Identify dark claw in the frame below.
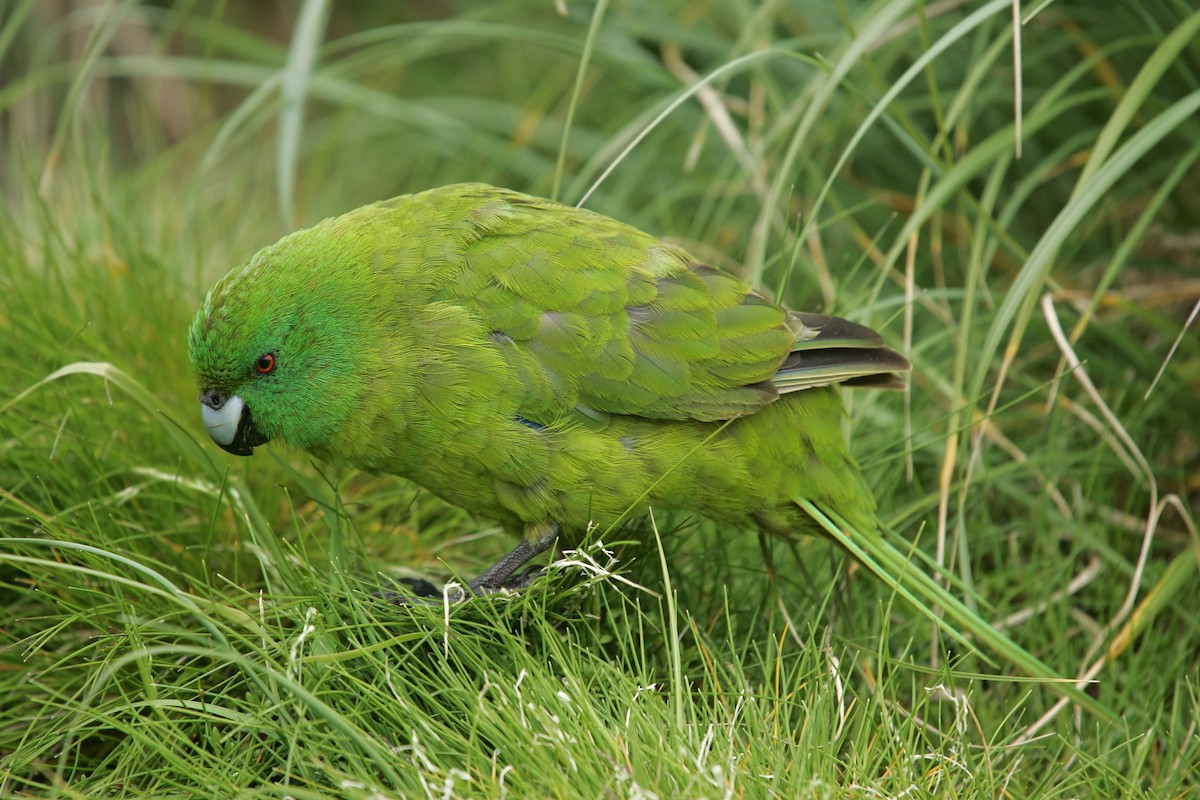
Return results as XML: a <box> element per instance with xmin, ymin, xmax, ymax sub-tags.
<box><xmin>374</xmin><ymin>576</ymin><xmax>444</xmax><ymax>604</ymax></box>
<box><xmin>498</xmin><ymin>564</ymin><xmax>546</xmax><ymax>591</ymax></box>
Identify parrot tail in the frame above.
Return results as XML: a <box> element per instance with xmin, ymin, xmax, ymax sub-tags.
<box><xmin>772</xmin><ymin>312</ymin><xmax>911</xmax><ymax>392</ymax></box>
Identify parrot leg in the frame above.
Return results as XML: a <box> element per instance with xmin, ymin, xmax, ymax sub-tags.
<box><xmin>464</xmin><ymin>524</ymin><xmax>558</xmax><ymax>595</ymax></box>
<box><xmin>378</xmin><ymin>524</ymin><xmax>558</xmax><ymax>604</ymax></box>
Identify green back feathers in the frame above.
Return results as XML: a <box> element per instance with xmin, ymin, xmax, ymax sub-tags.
<box><xmin>420</xmin><ymin>185</ymin><xmax>904</xmax><ymax>424</ymax></box>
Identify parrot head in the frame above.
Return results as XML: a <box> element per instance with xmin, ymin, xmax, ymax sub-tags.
<box><xmin>187</xmin><ymin>215</ymin><xmax>387</xmax><ymax>457</ymax></box>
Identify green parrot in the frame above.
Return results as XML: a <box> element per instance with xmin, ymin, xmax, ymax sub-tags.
<box><xmin>188</xmin><ymin>183</ymin><xmax>910</xmax><ymax>599</ymax></box>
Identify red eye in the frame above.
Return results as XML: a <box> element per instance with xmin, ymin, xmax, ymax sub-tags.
<box><xmin>255</xmin><ymin>353</ymin><xmax>276</xmax><ymax>374</ymax></box>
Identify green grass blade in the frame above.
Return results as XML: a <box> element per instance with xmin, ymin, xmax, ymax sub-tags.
<box><xmin>798</xmin><ymin>498</ymin><xmax>1118</xmax><ymax>722</ymax></box>
<box><xmin>277</xmin><ymin>0</ymin><xmax>330</xmax><ymax>228</ymax></box>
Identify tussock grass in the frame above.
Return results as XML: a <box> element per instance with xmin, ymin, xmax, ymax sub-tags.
<box><xmin>2</xmin><ymin>1</ymin><xmax>1198</xmax><ymax>797</ymax></box>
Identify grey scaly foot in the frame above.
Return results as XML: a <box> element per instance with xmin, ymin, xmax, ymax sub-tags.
<box><xmin>379</xmin><ymin>524</ymin><xmax>558</xmax><ymax>605</ymax></box>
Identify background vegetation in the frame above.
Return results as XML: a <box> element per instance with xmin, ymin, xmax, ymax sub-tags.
<box><xmin>1</xmin><ymin>0</ymin><xmax>1198</xmax><ymax>797</ymax></box>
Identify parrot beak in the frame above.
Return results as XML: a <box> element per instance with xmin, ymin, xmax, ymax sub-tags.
<box><xmin>199</xmin><ymin>389</ymin><xmax>268</xmax><ymax>456</ymax></box>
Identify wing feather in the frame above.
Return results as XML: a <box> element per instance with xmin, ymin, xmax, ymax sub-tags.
<box><xmin>437</xmin><ymin>185</ymin><xmax>907</xmax><ymax>423</ymax></box>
